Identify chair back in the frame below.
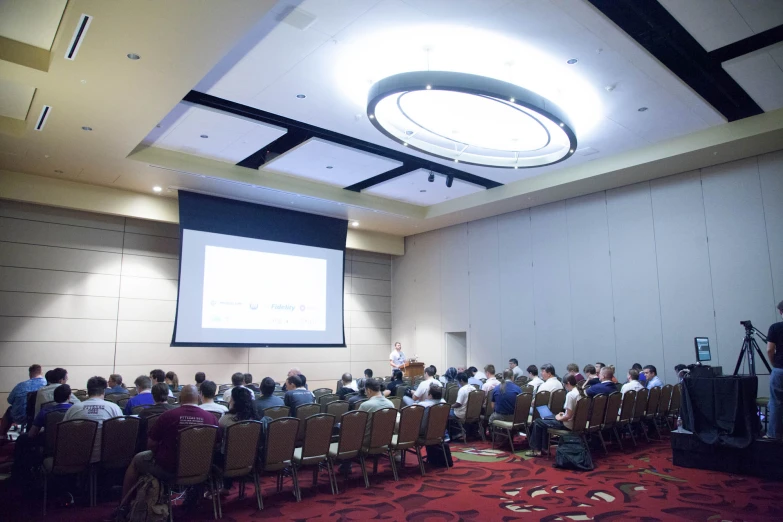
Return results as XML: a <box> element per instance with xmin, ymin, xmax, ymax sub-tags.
<box><xmin>351</xmin><ymin>398</ymin><xmax>368</xmax><ymax>411</ymax></box>
<box><xmin>262</xmin><ymin>406</ymin><xmax>289</xmax><ymax>420</ymax></box>
<box><xmin>521</xmin><ymin>385</ymin><xmax>534</xmax><ymax>394</ymax></box>
<box><xmin>394</xmin><ymin>405</ymin><xmax>425</xmax><ymax>450</ymax></box>
<box><xmin>104</xmin><ymin>393</ymin><xmax>129</xmax><ymax>404</ymax></box>
<box><xmin>300</xmin><ymin>414</ymin><xmax>335</xmax><ymax>462</ymax></box>
<box><xmin>658</xmin><ymin>384</ymin><xmax>673</xmax><ymax>417</ymax></box>
<box><xmin>514</xmin><ymin>376</ymin><xmax>529</xmax><ymax>387</ymax></box>
<box><xmin>388</xmin><ymin>396</ymin><xmax>402</xmax><ymax>410</ymax></box>
<box><xmin>420</xmin><ymin>403</ymin><xmax>450</xmax><ymax>443</ymax></box>
<box><xmin>325</xmin><ymin>400</ymin><xmax>349</xmax><ymax>418</ymax></box>
<box><xmin>74</xmin><ymin>389</ymin><xmax>88</xmax><ymax>401</ymax></box>
<box><xmin>570</xmin><ymin>397</ymin><xmax>591</xmax><ymax>433</ymax></box>
<box><xmin>51</xmin><ymin>419</ymin><xmax>98</xmax><ymax>474</ymax></box>
<box><xmin>402</xmin><ymin>376</ymin><xmax>412</xmax><ymax>386</ymax></box>
<box><xmin>261</xmin><ymin>417</ymin><xmax>299</xmax><ymax>471</ymax></box>
<box><xmin>464</xmin><ymin>390</ymin><xmax>485</xmax><ymax>423</ymax></box>
<box><xmin>394</xmin><ymin>385</ymin><xmax>410</xmax><ymax>398</ymax></box>
<box><xmin>166</xmin><ymin>396</ymin><xmax>177</xmax><ymax>405</ymax></box>
<box><xmin>295</xmin><ymin>403</ymin><xmax>321</xmax><ymax>441</ymax></box>
<box><xmin>532</xmin><ymin>390</ymin><xmax>550</xmax><ymax>419</ymax></box>
<box><xmin>313</xmin><ymin>388</ymin><xmax>332</xmax><ymax>398</ymax></box>
<box><xmin>631</xmin><ymin>388</ymin><xmax>648</xmax><ymax>421</ymax></box>
<box><xmin>333</xmin><ymin>411</ymin><xmax>368</xmax><ymax>459</ymax></box>
<box><xmin>272</xmin><ymin>391</ymin><xmax>285</xmax><ymax>397</ymax></box>
<box><xmin>212</xmin><ymin>411</ymin><xmax>224</xmax><ymax>421</ymax></box>
<box><xmin>126</xmin><ymin>387</ymin><xmax>137</xmax><ymax>396</ymax></box>
<box><xmin>175</xmin><ymin>425</ymin><xmax>218</xmax><ymax>485</ymax></box>
<box><xmin>145</xmin><ymin>413</ymin><xmax>162</xmax><ymax>436</ymax></box>
<box><xmin>587</xmin><ymin>394</ymin><xmax>607</xmax><ymax>431</ymax></box>
<box><xmin>576</xmin><ymin>380</ymin><xmax>586</xmax><ymax>390</ymax></box>
<box><xmin>317</xmin><ymin>393</ymin><xmax>340</xmax><ymax>410</ymax></box>
<box><xmin>131</xmin><ymin>405</ymin><xmax>149</xmax><ymax>415</ymax></box>
<box><xmin>602</xmin><ymin>392</ymin><xmax>622</xmax><ymax>428</ymax></box>
<box><xmin>444</xmin><ymin>385</ymin><xmax>459</xmax><ymax>405</ymax></box>
<box><xmin>365</xmin><ymin>407</ymin><xmax>396</xmax><ymax>451</ymax></box>
<box><xmin>549</xmin><ymin>389</ymin><xmax>566</xmax><ymax>414</ymax></box>
<box><xmin>117</xmin><ymin>398</ymin><xmax>130</xmax><ymax>409</ymax></box>
<box><xmin>619</xmin><ymin>390</ymin><xmax>636</xmax><ymax>422</ymax></box>
<box><xmin>645</xmin><ymin>386</ymin><xmax>661</xmax><ymax>418</ymax></box>
<box><xmin>223</xmin><ymin>420</ymin><xmax>263</xmax><ymax>478</ymax></box>
<box><xmin>25</xmin><ymin>391</ymin><xmax>38</xmax><ymax>425</ymax></box>
<box><xmin>669</xmin><ymin>384</ymin><xmax>682</xmax><ymax>414</ymax></box>
<box><xmin>44</xmin><ymin>409</ymin><xmax>68</xmax><ymax>456</ymax></box>
<box><xmin>512</xmin><ymin>393</ymin><xmax>534</xmax><ymax>425</ymax></box>
<box><xmin>100</xmin><ymin>416</ymin><xmax>140</xmax><ymax>469</ymax></box>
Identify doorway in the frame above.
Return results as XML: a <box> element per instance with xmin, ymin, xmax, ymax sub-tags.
<box><xmin>445</xmin><ymin>331</ymin><xmax>467</xmax><ymax>370</ymax></box>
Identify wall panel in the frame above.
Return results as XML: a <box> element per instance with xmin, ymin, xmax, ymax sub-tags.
<box><xmin>0</xmin><ymin>292</ymin><xmax>118</xmax><ymax>320</ymax></box>
<box><xmin>0</xmin><ymin>267</ymin><xmax>120</xmax><ymax>296</ymax></box>
<box><xmin>411</xmin><ymin>231</ymin><xmax>443</xmax><ymax>370</ymax></box>
<box><xmin>0</xmin><ymin>242</ymin><xmax>122</xmax><ymax>274</ymax></box>
<box><xmin>467</xmin><ymin>217</ymin><xmax>502</xmax><ymax>370</ymax></box>
<box><xmin>439</xmin><ymin>224</ymin><xmax>470</xmax><ymax>335</ymax></box>
<box><xmin>0</xmin><ymin>217</ymin><xmax>123</xmax><ymax>252</ymax></box>
<box><xmin>759</xmin><ymin>150</ymin><xmax>783</xmax><ymax>306</ymax></box>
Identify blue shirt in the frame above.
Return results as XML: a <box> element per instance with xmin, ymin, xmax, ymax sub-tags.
<box><xmin>107</xmin><ymin>385</ymin><xmax>128</xmax><ymax>395</ymax></box>
<box><xmin>124</xmin><ymin>392</ymin><xmax>155</xmax><ymax>415</ymax></box>
<box><xmin>253</xmin><ymin>395</ymin><xmax>284</xmax><ymax>416</ymax></box>
<box><xmin>492</xmin><ymin>382</ymin><xmax>522</xmax><ymax>415</ymax></box>
<box><xmin>33</xmin><ymin>402</ymin><xmax>72</xmax><ymax>428</ymax></box>
<box><xmin>586</xmin><ymin>381</ymin><xmax>617</xmax><ymax>397</ymax></box>
<box><xmin>646</xmin><ymin>375</ymin><xmax>663</xmax><ymax>389</ymax></box>
<box><xmin>7</xmin><ymin>376</ymin><xmax>47</xmax><ymax>422</ymax></box>
<box><xmin>284</xmin><ymin>388</ymin><xmax>315</xmax><ymax>416</ymax></box>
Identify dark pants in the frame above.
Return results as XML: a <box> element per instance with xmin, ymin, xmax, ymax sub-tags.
<box><xmin>530</xmin><ymin>418</ymin><xmax>565</xmax><ymax>451</ymax></box>
<box><xmin>11</xmin><ymin>433</ymin><xmax>42</xmax><ymax>484</ymax></box>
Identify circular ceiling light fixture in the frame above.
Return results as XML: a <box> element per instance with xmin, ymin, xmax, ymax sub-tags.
<box><xmin>367</xmin><ymin>71</ymin><xmax>576</xmax><ymax>168</ymax></box>
<box><xmin>127</xmin><ymin>53</ymin><xmax>140</xmax><ymax>60</ymax></box>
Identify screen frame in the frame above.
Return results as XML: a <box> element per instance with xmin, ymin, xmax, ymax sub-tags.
<box><xmin>694</xmin><ymin>336</ymin><xmax>711</xmax><ymax>362</ymax></box>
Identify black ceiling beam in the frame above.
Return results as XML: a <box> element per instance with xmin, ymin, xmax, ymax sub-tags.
<box><xmin>183</xmin><ymin>90</ymin><xmax>501</xmax><ymax>190</ymax></box>
<box><xmin>588</xmin><ymin>0</ymin><xmax>763</xmax><ymax>122</ymax></box>
<box><xmin>344</xmin><ymin>165</ymin><xmax>417</xmax><ymax>192</ymax></box>
<box><xmin>237</xmin><ymin>128</ymin><xmax>309</xmax><ymax>169</ymax></box>
<box><xmin>709</xmin><ymin>24</ymin><xmax>783</xmax><ymax>64</ymax></box>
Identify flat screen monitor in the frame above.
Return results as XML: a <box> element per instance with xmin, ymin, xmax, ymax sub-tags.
<box><xmin>694</xmin><ymin>337</ymin><xmax>711</xmax><ymax>362</ymax></box>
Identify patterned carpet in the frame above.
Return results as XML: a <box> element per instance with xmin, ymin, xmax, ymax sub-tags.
<box><xmin>2</xmin><ymin>435</ymin><xmax>782</xmax><ymax>521</ymax></box>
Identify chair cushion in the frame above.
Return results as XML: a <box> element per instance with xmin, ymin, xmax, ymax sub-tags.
<box><xmin>492</xmin><ymin>420</ymin><xmax>519</xmax><ymax>429</ymax></box>
<box><xmin>328</xmin><ymin>442</ymin><xmax>339</xmax><ymax>458</ymax></box>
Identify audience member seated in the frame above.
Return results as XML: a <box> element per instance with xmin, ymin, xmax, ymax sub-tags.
<box><xmin>466</xmin><ymin>368</ymin><xmax>483</xmax><ymax>387</ymax></box>
<box><xmin>621</xmin><ymin>369</ymin><xmax>645</xmax><ymax>397</ymax></box>
<box><xmin>490</xmin><ymin>369</ymin><xmax>522</xmax><ymax>423</ymax></box>
<box><xmin>526</xmin><ymin>374</ymin><xmax>579</xmax><ymax>457</ymax></box>
<box><xmin>419</xmin><ymin>384</ymin><xmax>446</xmax><ymax>435</ymax></box>
<box><xmin>107</xmin><ymin>374</ymin><xmax>128</xmax><ymax>395</ymax></box>
<box><xmin>383</xmin><ymin>370</ymin><xmax>404</xmax><ymax>397</ymax></box>
<box><xmin>439</xmin><ymin>367</ymin><xmax>457</xmax><ymax>385</ymax></box>
<box><xmin>1</xmin><ymin>364</ymin><xmax>46</xmax><ymax>441</ymax></box>
<box><xmin>63</xmin><ymin>376</ymin><xmax>122</xmax><ymax>463</ymax></box>
<box><xmin>527</xmin><ymin>365</ymin><xmax>544</xmax><ymax>392</ymax></box>
<box><xmin>150</xmin><ymin>369</ymin><xmax>173</xmax><ymax>397</ymax></box>
<box><xmin>337</xmin><ymin>373</ymin><xmax>357</xmax><ymax>399</ymax></box>
<box><xmin>194</xmin><ymin>372</ymin><xmax>206</xmax><ymax>391</ymax></box>
<box><xmin>165</xmin><ymin>371</ymin><xmax>180</xmax><ymax>393</ymax></box>
<box><xmin>674</xmin><ymin>364</ymin><xmax>688</xmax><ymax>382</ymax></box>
<box><xmin>124</xmin><ymin>376</ymin><xmax>155</xmax><ymax>414</ymax></box>
<box><xmin>632</xmin><ymin>363</ymin><xmax>647</xmax><ymax>385</ymax></box>
<box><xmin>595</xmin><ymin>362</ymin><xmax>605</xmax><ymax>374</ymax></box>
<box><xmin>470</xmin><ymin>366</ymin><xmax>487</xmax><ymax>381</ymax></box>
<box><xmin>348</xmin><ymin>380</ymin><xmax>368</xmax><ymax>408</ymax></box>
<box><xmin>29</xmin><ymin>383</ymin><xmax>74</xmax><ymax>439</ymax></box>
<box><xmin>566</xmin><ymin>363</ymin><xmax>585</xmax><ymax>383</ymax></box>
<box><xmin>364</xmin><ymin>368</ymin><xmax>374</xmax><ymax>380</ymax></box>
<box><xmin>120</xmin><ymin>385</ymin><xmax>217</xmax><ymax>506</ymax></box>
<box><xmin>138</xmin><ymin>383</ymin><xmax>176</xmax><ymax>421</ymax></box>
<box><xmin>608</xmin><ymin>365</ymin><xmax>619</xmax><ymax>383</ymax></box>
<box><xmin>220</xmin><ymin>387</ymin><xmax>259</xmax><ymax>445</ymax></box>
<box><xmin>244</xmin><ymin>373</ymin><xmax>260</xmax><ymax>393</ymax></box>
<box><xmin>198</xmin><ymin>380</ymin><xmax>228</xmax><ymax>415</ymax></box>
<box><xmin>253</xmin><ymin>377</ymin><xmax>284</xmax><ymax>414</ymax></box>
<box><xmin>537</xmin><ymin>364</ymin><xmax>564</xmax><ymax>396</ymax></box>
<box><xmin>222</xmin><ymin>372</ymin><xmax>246</xmax><ymax>402</ymax></box>
<box><xmin>509</xmin><ymin>358</ymin><xmax>524</xmax><ymax>379</ymax></box>
<box><xmin>450</xmin><ymin>373</ymin><xmax>472</xmax><ymax>421</ymax></box>
<box><xmin>481</xmin><ymin>365</ymin><xmax>500</xmax><ymax>395</ymax></box>
<box><xmin>405</xmin><ymin>366</ymin><xmax>442</xmax><ymax>406</ymax></box>
<box><xmin>284</xmin><ymin>375</ymin><xmax>314</xmax><ymax>415</ymax></box>
<box><xmin>285</xmin><ymin>368</ymin><xmax>309</xmax><ymax>390</ymax></box>
<box><xmin>358</xmin><ymin>378</ymin><xmax>394</xmax><ymax>444</ymax></box>
<box><xmin>35</xmin><ymin>367</ymin><xmax>79</xmax><ymax>415</ymax></box>
<box><xmin>643</xmin><ymin>365</ymin><xmax>663</xmax><ymax>389</ymax></box>
<box><xmin>583</xmin><ymin>364</ymin><xmax>599</xmax><ymax>386</ymax></box>
<box><xmin>586</xmin><ymin>367</ymin><xmax>617</xmax><ymax>397</ymax></box>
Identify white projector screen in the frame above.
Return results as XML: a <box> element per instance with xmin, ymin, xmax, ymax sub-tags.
<box><xmin>174</xmin><ymin>229</ymin><xmax>345</xmax><ymax>345</ymax></box>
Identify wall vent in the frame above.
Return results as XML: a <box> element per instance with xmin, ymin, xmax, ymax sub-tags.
<box><xmin>65</xmin><ymin>14</ymin><xmax>92</xmax><ymax>60</ymax></box>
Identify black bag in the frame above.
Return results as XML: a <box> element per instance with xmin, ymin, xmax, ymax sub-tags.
<box><xmin>554</xmin><ymin>436</ymin><xmax>594</xmax><ymax>471</ymax></box>
<box><xmin>426</xmin><ymin>443</ymin><xmax>453</xmax><ymax>467</ymax></box>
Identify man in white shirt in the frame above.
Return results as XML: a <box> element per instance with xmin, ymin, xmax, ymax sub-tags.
<box><xmin>403</xmin><ymin>366</ymin><xmax>441</xmax><ymax>406</ymax></box>
<box><xmin>481</xmin><ymin>365</ymin><xmax>500</xmax><ymax>394</ymax></box>
<box><xmin>469</xmin><ymin>366</ymin><xmax>487</xmax><ymax>381</ymax></box>
<box><xmin>509</xmin><ymin>358</ymin><xmax>524</xmax><ymax>379</ymax></box>
<box><xmin>621</xmin><ymin>369</ymin><xmax>645</xmax><ymax>397</ymax></box>
<box><xmin>63</xmin><ymin>376</ymin><xmax>122</xmax><ymax>463</ymax></box>
<box><xmin>35</xmin><ymin>367</ymin><xmax>80</xmax><ymax>415</ymax></box>
<box><xmin>450</xmin><ymin>373</ymin><xmax>473</xmax><ymax>421</ymax></box>
<box><xmin>527</xmin><ymin>374</ymin><xmax>580</xmax><ymax>457</ymax></box>
<box><xmin>223</xmin><ymin>372</ymin><xmax>246</xmax><ymax>402</ymax></box>
<box><xmin>527</xmin><ymin>365</ymin><xmax>545</xmax><ymax>392</ymax></box>
<box><xmin>535</xmin><ymin>364</ymin><xmax>564</xmax><ymax>405</ymax></box>
<box><xmin>199</xmin><ymin>381</ymin><xmax>228</xmax><ymax>414</ymax></box>
<box><xmin>389</xmin><ymin>342</ymin><xmax>407</xmax><ymax>372</ymax></box>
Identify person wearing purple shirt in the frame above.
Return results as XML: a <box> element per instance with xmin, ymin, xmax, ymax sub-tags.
<box><xmin>124</xmin><ymin>376</ymin><xmax>155</xmax><ymax>415</ymax></box>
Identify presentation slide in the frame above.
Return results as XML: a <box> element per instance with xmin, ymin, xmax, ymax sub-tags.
<box><xmin>174</xmin><ymin>229</ymin><xmax>344</xmax><ymax>346</ymax></box>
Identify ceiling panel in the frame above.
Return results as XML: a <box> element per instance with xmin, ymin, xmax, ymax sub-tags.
<box><xmin>0</xmin><ymin>0</ymin><xmax>67</xmax><ymax>50</ymax></box>
<box><xmin>363</xmin><ymin>168</ymin><xmax>484</xmax><ymax>206</ymax></box>
<box><xmin>729</xmin><ymin>0</ymin><xmax>783</xmax><ymax>34</ymax></box>
<box><xmin>658</xmin><ymin>0</ymin><xmax>754</xmax><ymax>52</ymax></box>
<box><xmin>723</xmin><ymin>47</ymin><xmax>783</xmax><ymax>112</ymax></box>
<box><xmin>151</xmin><ymin>105</ymin><xmax>287</xmax><ymax>164</ymax></box>
<box><xmin>0</xmin><ymin>80</ymin><xmax>35</xmax><ymax>120</ymax></box>
<box><xmin>262</xmin><ymin>137</ymin><xmax>402</xmax><ymax>187</ymax></box>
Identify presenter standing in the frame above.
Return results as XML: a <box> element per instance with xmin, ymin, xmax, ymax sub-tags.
<box><xmin>767</xmin><ymin>300</ymin><xmax>783</xmax><ymax>441</ymax></box>
<box><xmin>389</xmin><ymin>342</ymin><xmax>407</xmax><ymax>373</ymax></box>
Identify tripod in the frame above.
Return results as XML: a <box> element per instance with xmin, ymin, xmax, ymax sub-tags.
<box><xmin>733</xmin><ymin>322</ymin><xmax>772</xmax><ymax>376</ymax></box>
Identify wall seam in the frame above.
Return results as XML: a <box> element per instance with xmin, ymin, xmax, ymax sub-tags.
<box><xmin>756</xmin><ymin>156</ymin><xmax>778</xmax><ymax>319</ymax></box>
<box><xmin>113</xmin><ymin>218</ymin><xmax>126</xmax><ymax>373</ymax></box>
<box><xmin>648</xmin><ymin>182</ymin><xmax>668</xmax><ymax>378</ymax></box>
<box><xmin>699</xmin><ymin>170</ymin><xmax>721</xmax><ymax>365</ymax></box>
<box><xmin>604</xmin><ymin>191</ymin><xmax>620</xmax><ymax>369</ymax></box>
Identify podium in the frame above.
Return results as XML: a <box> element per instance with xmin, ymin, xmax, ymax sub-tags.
<box><xmin>403</xmin><ymin>361</ymin><xmax>425</xmax><ymax>378</ymax></box>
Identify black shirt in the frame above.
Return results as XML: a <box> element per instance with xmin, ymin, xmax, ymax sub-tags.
<box><xmin>385</xmin><ymin>380</ymin><xmax>403</xmax><ymax>397</ymax></box>
<box><xmin>768</xmin><ymin>321</ymin><xmax>783</xmax><ymax>368</ymax></box>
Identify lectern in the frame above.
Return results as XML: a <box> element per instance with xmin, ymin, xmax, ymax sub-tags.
<box><xmin>403</xmin><ymin>362</ymin><xmax>425</xmax><ymax>378</ymax></box>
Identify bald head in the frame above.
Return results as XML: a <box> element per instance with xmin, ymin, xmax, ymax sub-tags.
<box><xmin>179</xmin><ymin>384</ymin><xmax>198</xmax><ymax>405</ymax></box>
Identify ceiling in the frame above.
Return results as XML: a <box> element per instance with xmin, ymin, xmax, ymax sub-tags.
<box><xmin>1</xmin><ymin>0</ymin><xmax>782</xmax><ymax>238</ymax></box>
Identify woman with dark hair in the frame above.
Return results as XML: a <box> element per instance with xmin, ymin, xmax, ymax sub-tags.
<box><xmin>213</xmin><ymin>386</ymin><xmax>261</xmax><ymax>495</ymax></box>
<box><xmin>440</xmin><ymin>367</ymin><xmax>458</xmax><ymax>385</ymax></box>
<box><xmin>165</xmin><ymin>371</ymin><xmax>180</xmax><ymax>392</ymax></box>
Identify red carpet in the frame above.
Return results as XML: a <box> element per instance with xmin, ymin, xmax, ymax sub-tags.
<box><xmin>2</xmin><ymin>437</ymin><xmax>782</xmax><ymax>521</ymax></box>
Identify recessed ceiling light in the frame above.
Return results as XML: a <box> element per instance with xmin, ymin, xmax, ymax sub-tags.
<box><xmin>426</xmin><ymin>85</ymin><xmax>431</xmax><ymax>90</ymax></box>
<box><xmin>44</xmin><ymin>154</ymin><xmax>49</xmax><ymax>158</ymax></box>
<box><xmin>403</xmin><ymin>142</ymin><xmax>408</xmax><ymax>146</ymax></box>
<box><xmin>127</xmin><ymin>53</ymin><xmax>140</xmax><ymax>60</ymax></box>
<box><xmin>54</xmin><ymin>169</ymin><xmax>63</xmax><ymax>174</ymax></box>
<box><xmin>351</xmin><ymin>221</ymin><xmax>359</xmax><ymax>227</ymax></box>
<box><xmin>420</xmin><ymin>189</ymin><xmax>427</xmax><ymax>193</ymax></box>
<box><xmin>81</xmin><ymin>126</ymin><xmax>92</xmax><ymax>131</ymax></box>
<box><xmin>569</xmin><ymin>149</ymin><xmax>574</xmax><ymax>153</ymax></box>
<box><xmin>200</xmin><ymin>134</ymin><xmax>208</xmax><ymax>138</ymax></box>
<box><xmin>510</xmin><ymin>97</ymin><xmax>515</xmax><ymax>102</ymax></box>
<box><xmin>153</xmin><ymin>186</ymin><xmax>162</xmax><ymax>192</ymax></box>
<box><xmin>296</xmin><ymin>94</ymin><xmax>306</xmax><ymax>99</ymax></box>
<box><xmin>326</xmin><ymin>165</ymin><xmax>333</xmax><ymax>169</ymax></box>
<box><xmin>638</xmin><ymin>107</ymin><xmax>648</xmax><ymax>112</ymax></box>
<box><xmin>369</xmin><ymin>114</ymin><xmax>374</xmax><ymax>119</ymax></box>
<box><xmin>567</xmin><ymin>58</ymin><xmax>578</xmax><ymax>65</ymax></box>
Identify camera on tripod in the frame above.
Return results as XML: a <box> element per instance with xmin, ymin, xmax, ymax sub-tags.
<box><xmin>734</xmin><ymin>319</ymin><xmax>771</xmax><ymax>376</ymax></box>
<box><xmin>740</xmin><ymin>320</ymin><xmax>753</xmax><ymax>329</ymax></box>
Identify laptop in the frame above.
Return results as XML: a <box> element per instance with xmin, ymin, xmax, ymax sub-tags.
<box><xmin>536</xmin><ymin>405</ymin><xmax>556</xmax><ymax>420</ymax></box>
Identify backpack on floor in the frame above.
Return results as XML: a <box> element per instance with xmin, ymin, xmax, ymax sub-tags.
<box><xmin>554</xmin><ymin>436</ymin><xmax>594</xmax><ymax>471</ymax></box>
<box><xmin>426</xmin><ymin>443</ymin><xmax>454</xmax><ymax>468</ymax></box>
<box><xmin>121</xmin><ymin>474</ymin><xmax>169</xmax><ymax>522</ymax></box>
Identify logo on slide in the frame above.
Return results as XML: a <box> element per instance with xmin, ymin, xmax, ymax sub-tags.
<box><xmin>249</xmin><ymin>303</ymin><xmax>258</xmax><ymax>310</ymax></box>
<box><xmin>300</xmin><ymin>305</ymin><xmax>306</xmax><ymax>311</ymax></box>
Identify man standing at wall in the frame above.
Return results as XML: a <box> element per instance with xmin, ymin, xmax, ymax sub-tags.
<box><xmin>0</xmin><ymin>364</ymin><xmax>46</xmax><ymax>441</ymax></box>
<box><xmin>389</xmin><ymin>342</ymin><xmax>407</xmax><ymax>372</ymax></box>
<box><xmin>766</xmin><ymin>300</ymin><xmax>783</xmax><ymax>441</ymax></box>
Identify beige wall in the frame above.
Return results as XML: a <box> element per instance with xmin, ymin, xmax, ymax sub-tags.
<box><xmin>0</xmin><ymin>200</ymin><xmax>392</xmax><ymax>404</ymax></box>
